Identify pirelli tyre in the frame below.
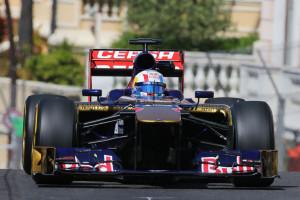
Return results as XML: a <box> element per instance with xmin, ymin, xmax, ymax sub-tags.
<box><xmin>32</xmin><ymin>97</ymin><xmax>76</xmax><ymax>184</ymax></box>
<box><xmin>22</xmin><ymin>94</ymin><xmax>67</xmax><ymax>175</ymax></box>
<box><xmin>231</xmin><ymin>101</ymin><xmax>275</xmax><ymax>187</ymax></box>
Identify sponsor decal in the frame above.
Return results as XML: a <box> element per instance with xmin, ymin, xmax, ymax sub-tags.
<box><xmin>201</xmin><ymin>156</ymin><xmax>255</xmax><ymax>174</ymax></box>
<box><xmin>59</xmin><ymin>163</ymin><xmax>80</xmax><ymax>171</ymax></box>
<box><xmin>95</xmin><ymin>50</ymin><xmax>176</xmax><ymax>60</ymax></box>
<box><xmin>90</xmin><ymin>50</ymin><xmax>183</xmax><ymax>71</ymax></box>
<box><xmin>143</xmin><ymin>73</ymin><xmax>149</xmax><ymax>82</ymax></box>
<box><xmin>94</xmin><ymin>155</ymin><xmax>114</xmax><ymax>172</ymax></box>
<box><xmin>58</xmin><ymin>155</ymin><xmax>114</xmax><ymax>172</ymax></box>
<box><xmin>79</xmin><ymin>163</ymin><xmax>94</xmax><ymax>171</ymax></box>
<box><xmin>139</xmin><ymin>71</ymin><xmax>162</xmax><ymax>83</ymax></box>
<box><xmin>78</xmin><ymin>105</ymin><xmax>109</xmax><ymax>111</ymax></box>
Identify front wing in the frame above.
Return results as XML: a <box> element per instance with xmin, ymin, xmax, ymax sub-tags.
<box><xmin>31</xmin><ymin>147</ymin><xmax>278</xmax><ymax>180</ymax></box>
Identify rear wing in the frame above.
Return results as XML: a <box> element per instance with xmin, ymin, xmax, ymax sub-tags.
<box><xmin>87</xmin><ymin>49</ymin><xmax>185</xmax><ymax>100</ymax></box>
<box><xmin>89</xmin><ymin>49</ymin><xmax>184</xmax><ymax>77</ymax></box>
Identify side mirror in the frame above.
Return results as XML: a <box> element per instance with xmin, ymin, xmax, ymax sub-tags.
<box><xmin>82</xmin><ymin>89</ymin><xmax>102</xmax><ymax>102</ymax></box>
<box><xmin>195</xmin><ymin>91</ymin><xmax>214</xmax><ymax>107</ymax></box>
<box><xmin>195</xmin><ymin>91</ymin><xmax>214</xmax><ymax>99</ymax></box>
<box><xmin>82</xmin><ymin>89</ymin><xmax>102</xmax><ymax>97</ymax></box>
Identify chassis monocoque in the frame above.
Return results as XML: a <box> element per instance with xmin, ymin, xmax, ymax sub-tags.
<box><xmin>22</xmin><ymin>39</ymin><xmax>277</xmax><ymax>187</ymax></box>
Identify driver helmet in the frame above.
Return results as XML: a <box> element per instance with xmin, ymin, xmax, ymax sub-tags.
<box><xmin>132</xmin><ymin>69</ymin><xmax>166</xmax><ymax>98</ymax></box>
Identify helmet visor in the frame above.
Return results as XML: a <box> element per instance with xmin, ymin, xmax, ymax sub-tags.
<box><xmin>135</xmin><ymin>83</ymin><xmax>165</xmax><ymax>97</ymax></box>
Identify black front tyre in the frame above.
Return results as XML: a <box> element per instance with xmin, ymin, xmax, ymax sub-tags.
<box><xmin>232</xmin><ymin>101</ymin><xmax>274</xmax><ymax>151</ymax></box>
<box><xmin>22</xmin><ymin>94</ymin><xmax>67</xmax><ymax>175</ymax></box>
<box><xmin>231</xmin><ymin>101</ymin><xmax>275</xmax><ymax>187</ymax></box>
<box><xmin>206</xmin><ymin>98</ymin><xmax>275</xmax><ymax>187</ymax></box>
<box><xmin>32</xmin><ymin>97</ymin><xmax>76</xmax><ymax>184</ymax></box>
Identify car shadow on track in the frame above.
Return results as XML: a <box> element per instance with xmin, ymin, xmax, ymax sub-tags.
<box><xmin>37</xmin><ymin>180</ymin><xmax>207</xmax><ymax>189</ymax></box>
<box><xmin>205</xmin><ymin>184</ymin><xmax>298</xmax><ymax>191</ymax></box>
<box><xmin>37</xmin><ymin>181</ymin><xmax>298</xmax><ymax>191</ymax></box>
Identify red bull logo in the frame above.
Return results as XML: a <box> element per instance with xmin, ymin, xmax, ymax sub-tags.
<box><xmin>201</xmin><ymin>156</ymin><xmax>255</xmax><ymax>174</ymax></box>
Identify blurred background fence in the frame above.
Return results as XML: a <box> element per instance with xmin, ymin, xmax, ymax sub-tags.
<box><xmin>0</xmin><ymin>78</ymin><xmax>81</xmax><ymax>168</ymax></box>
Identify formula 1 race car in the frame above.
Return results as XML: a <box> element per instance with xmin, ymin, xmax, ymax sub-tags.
<box><xmin>22</xmin><ymin>38</ymin><xmax>278</xmax><ymax>187</ymax></box>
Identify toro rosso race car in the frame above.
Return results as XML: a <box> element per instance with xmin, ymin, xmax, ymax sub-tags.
<box><xmin>22</xmin><ymin>39</ymin><xmax>278</xmax><ymax>186</ymax></box>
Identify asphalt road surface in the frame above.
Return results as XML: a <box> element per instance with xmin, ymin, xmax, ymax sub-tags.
<box><xmin>1</xmin><ymin>170</ymin><xmax>300</xmax><ymax>200</ymax></box>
